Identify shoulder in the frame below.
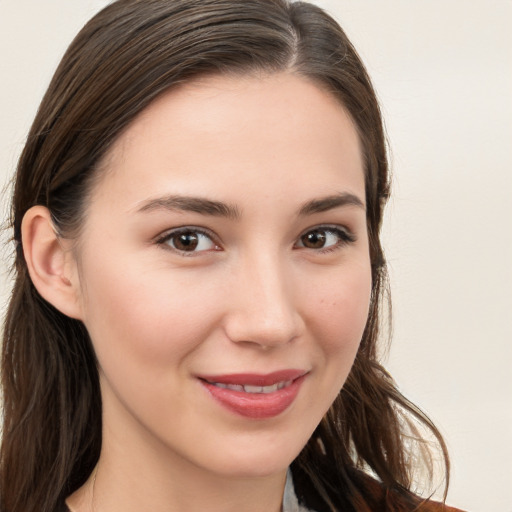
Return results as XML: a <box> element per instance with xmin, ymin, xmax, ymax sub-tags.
<box><xmin>292</xmin><ymin>466</ymin><xmax>466</xmax><ymax>512</ymax></box>
<box><xmin>355</xmin><ymin>472</ymin><xmax>466</xmax><ymax>512</ymax></box>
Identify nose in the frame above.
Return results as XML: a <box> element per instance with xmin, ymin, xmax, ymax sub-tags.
<box><xmin>223</xmin><ymin>252</ymin><xmax>303</xmax><ymax>349</ymax></box>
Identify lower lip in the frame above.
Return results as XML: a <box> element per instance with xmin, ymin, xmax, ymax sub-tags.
<box><xmin>200</xmin><ymin>375</ymin><xmax>306</xmax><ymax>419</ymax></box>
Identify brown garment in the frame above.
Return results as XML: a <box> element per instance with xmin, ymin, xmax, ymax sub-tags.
<box><xmin>291</xmin><ymin>467</ymin><xmax>466</xmax><ymax>512</ymax></box>
<box><xmin>346</xmin><ymin>472</ymin><xmax>465</xmax><ymax>512</ymax></box>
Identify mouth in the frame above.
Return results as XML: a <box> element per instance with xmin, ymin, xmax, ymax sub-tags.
<box><xmin>207</xmin><ymin>380</ymin><xmax>294</xmax><ymax>394</ymax></box>
<box><xmin>198</xmin><ymin>369</ymin><xmax>307</xmax><ymax>419</ymax></box>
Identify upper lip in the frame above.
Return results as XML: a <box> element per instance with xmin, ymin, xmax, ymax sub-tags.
<box><xmin>198</xmin><ymin>369</ymin><xmax>307</xmax><ymax>386</ymax></box>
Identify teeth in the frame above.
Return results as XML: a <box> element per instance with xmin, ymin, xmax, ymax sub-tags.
<box><xmin>244</xmin><ymin>384</ymin><xmax>276</xmax><ymax>393</ymax></box>
<box><xmin>211</xmin><ymin>380</ymin><xmax>293</xmax><ymax>394</ymax></box>
<box><xmin>214</xmin><ymin>383</ymin><xmax>244</xmax><ymax>391</ymax></box>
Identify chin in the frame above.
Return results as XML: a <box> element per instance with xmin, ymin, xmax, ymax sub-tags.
<box><xmin>199</xmin><ymin>434</ymin><xmax>307</xmax><ymax>479</ymax></box>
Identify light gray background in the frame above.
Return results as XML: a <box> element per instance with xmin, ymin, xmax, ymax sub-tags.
<box><xmin>1</xmin><ymin>1</ymin><xmax>511</xmax><ymax>511</ymax></box>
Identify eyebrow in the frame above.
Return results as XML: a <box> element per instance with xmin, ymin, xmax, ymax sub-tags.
<box><xmin>136</xmin><ymin>192</ymin><xmax>364</xmax><ymax>219</ymax></box>
<box><xmin>136</xmin><ymin>195</ymin><xmax>241</xmax><ymax>219</ymax></box>
<box><xmin>298</xmin><ymin>193</ymin><xmax>365</xmax><ymax>216</ymax></box>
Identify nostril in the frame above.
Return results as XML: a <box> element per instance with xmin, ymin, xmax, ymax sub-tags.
<box><xmin>223</xmin><ymin>267</ymin><xmax>303</xmax><ymax>347</ymax></box>
<box><xmin>224</xmin><ymin>313</ymin><xmax>302</xmax><ymax>349</ymax></box>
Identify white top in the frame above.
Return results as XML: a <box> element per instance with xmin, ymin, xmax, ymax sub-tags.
<box><xmin>282</xmin><ymin>470</ymin><xmax>314</xmax><ymax>512</ymax></box>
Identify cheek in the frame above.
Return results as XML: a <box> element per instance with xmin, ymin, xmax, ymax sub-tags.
<box><xmin>305</xmin><ymin>262</ymin><xmax>372</xmax><ymax>353</ymax></box>
<box><xmin>79</xmin><ymin>257</ymin><xmax>223</xmax><ymax>373</ymax></box>
<box><xmin>294</xmin><ymin>260</ymin><xmax>372</xmax><ymax>421</ymax></box>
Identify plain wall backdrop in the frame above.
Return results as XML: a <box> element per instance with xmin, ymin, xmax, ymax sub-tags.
<box><xmin>1</xmin><ymin>1</ymin><xmax>511</xmax><ymax>511</ymax></box>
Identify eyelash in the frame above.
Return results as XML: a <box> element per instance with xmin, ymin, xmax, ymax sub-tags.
<box><xmin>294</xmin><ymin>225</ymin><xmax>357</xmax><ymax>254</ymax></box>
<box><xmin>155</xmin><ymin>226</ymin><xmax>221</xmax><ymax>256</ymax></box>
<box><xmin>155</xmin><ymin>224</ymin><xmax>356</xmax><ymax>255</ymax></box>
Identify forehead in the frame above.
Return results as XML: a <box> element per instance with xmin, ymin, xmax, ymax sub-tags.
<box><xmin>91</xmin><ymin>72</ymin><xmax>365</xmax><ymax>213</ymax></box>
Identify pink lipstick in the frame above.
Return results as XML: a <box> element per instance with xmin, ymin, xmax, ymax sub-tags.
<box><xmin>198</xmin><ymin>369</ymin><xmax>307</xmax><ymax>419</ymax></box>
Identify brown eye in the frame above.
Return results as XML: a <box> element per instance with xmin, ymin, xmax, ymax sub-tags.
<box><xmin>160</xmin><ymin>229</ymin><xmax>218</xmax><ymax>253</ymax></box>
<box><xmin>172</xmin><ymin>231</ymin><xmax>199</xmax><ymax>251</ymax></box>
<box><xmin>300</xmin><ymin>230</ymin><xmax>327</xmax><ymax>249</ymax></box>
<box><xmin>296</xmin><ymin>226</ymin><xmax>355</xmax><ymax>251</ymax></box>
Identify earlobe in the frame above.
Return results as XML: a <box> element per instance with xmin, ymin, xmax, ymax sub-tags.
<box><xmin>21</xmin><ymin>206</ymin><xmax>84</xmax><ymax>320</ymax></box>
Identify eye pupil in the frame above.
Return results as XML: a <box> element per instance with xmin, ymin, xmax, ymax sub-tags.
<box><xmin>302</xmin><ymin>230</ymin><xmax>326</xmax><ymax>249</ymax></box>
<box><xmin>173</xmin><ymin>232</ymin><xmax>199</xmax><ymax>251</ymax></box>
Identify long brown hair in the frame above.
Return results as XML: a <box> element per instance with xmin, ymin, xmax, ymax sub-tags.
<box><xmin>1</xmin><ymin>1</ymin><xmax>449</xmax><ymax>511</ymax></box>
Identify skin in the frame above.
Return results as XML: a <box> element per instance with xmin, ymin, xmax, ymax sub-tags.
<box><xmin>45</xmin><ymin>72</ymin><xmax>371</xmax><ymax>512</ymax></box>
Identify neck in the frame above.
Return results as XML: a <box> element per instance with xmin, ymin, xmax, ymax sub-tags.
<box><xmin>68</xmin><ymin>449</ymin><xmax>287</xmax><ymax>512</ymax></box>
<box><xmin>95</xmin><ymin>453</ymin><xmax>286</xmax><ymax>512</ymax></box>
<box><xmin>67</xmin><ymin>400</ymin><xmax>288</xmax><ymax>512</ymax></box>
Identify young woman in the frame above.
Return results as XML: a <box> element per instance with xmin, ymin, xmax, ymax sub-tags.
<box><xmin>1</xmin><ymin>1</ymin><xmax>464</xmax><ymax>511</ymax></box>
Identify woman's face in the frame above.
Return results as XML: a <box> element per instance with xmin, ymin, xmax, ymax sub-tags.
<box><xmin>73</xmin><ymin>73</ymin><xmax>371</xmax><ymax>478</ymax></box>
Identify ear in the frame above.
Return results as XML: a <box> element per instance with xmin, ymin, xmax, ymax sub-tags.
<box><xmin>21</xmin><ymin>206</ymin><xmax>84</xmax><ymax>320</ymax></box>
